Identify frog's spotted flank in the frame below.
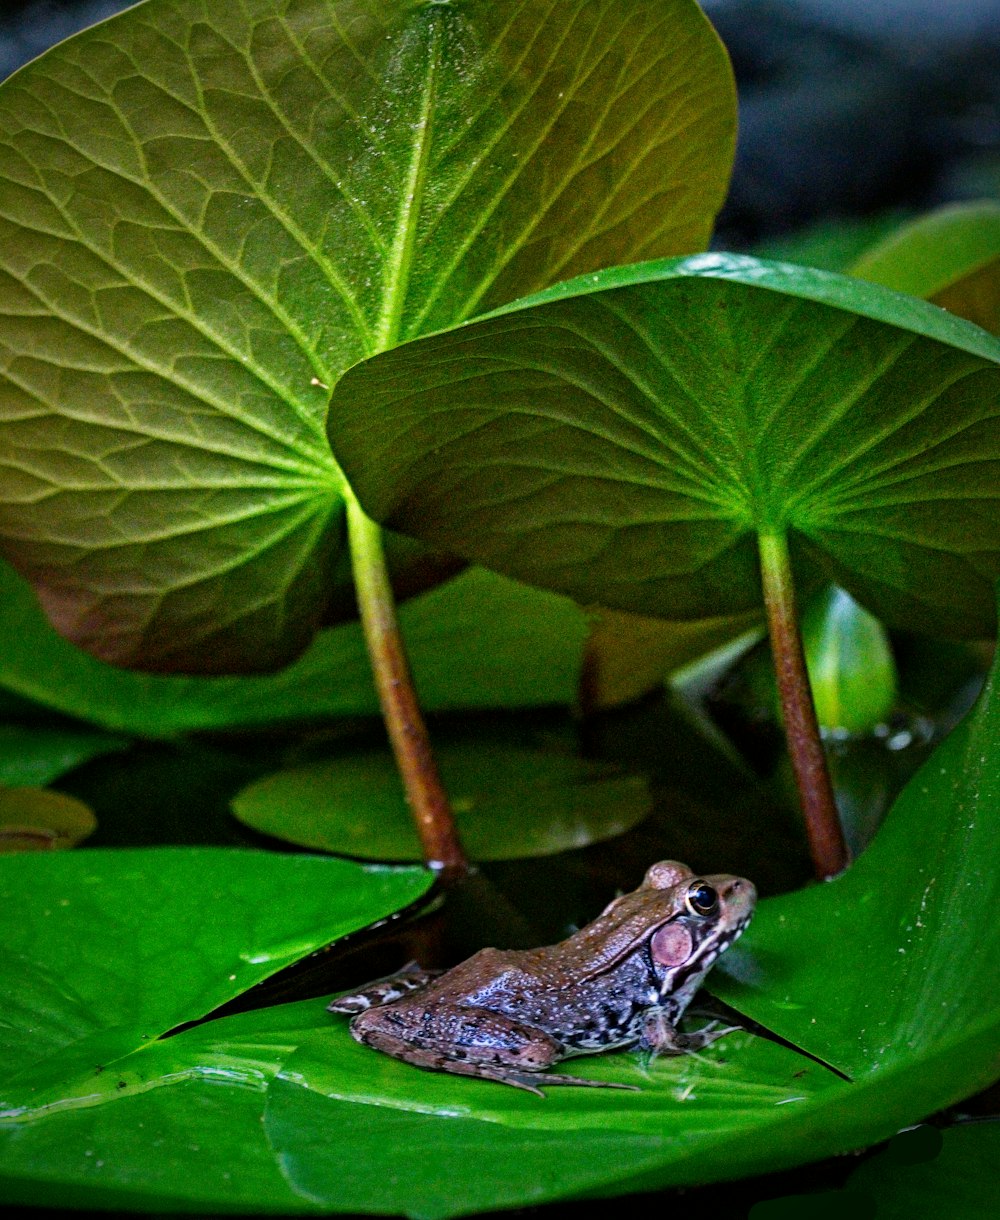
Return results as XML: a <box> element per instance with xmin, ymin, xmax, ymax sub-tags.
<box><xmin>329</xmin><ymin>862</ymin><xmax>756</xmax><ymax>1093</ymax></box>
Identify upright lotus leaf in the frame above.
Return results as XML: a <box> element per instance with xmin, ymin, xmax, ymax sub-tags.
<box><xmin>580</xmin><ymin>605</ymin><xmax>762</xmax><ymax>710</ymax></box>
<box><xmin>0</xmin><ymin>561</ymin><xmax>588</xmax><ymax>734</ymax></box>
<box><xmin>0</xmin><ymin>0</ymin><xmax>735</xmax><ymax>674</ymax></box>
<box><xmin>328</xmin><ymin>253</ymin><xmax>1000</xmax><ymax>640</ymax></box>
<box><xmin>851</xmin><ymin>201</ymin><xmax>1000</xmax><ymax>334</ymax></box>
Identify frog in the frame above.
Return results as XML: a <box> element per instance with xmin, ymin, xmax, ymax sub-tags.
<box><xmin>328</xmin><ymin>860</ymin><xmax>756</xmax><ymax>1094</ymax></box>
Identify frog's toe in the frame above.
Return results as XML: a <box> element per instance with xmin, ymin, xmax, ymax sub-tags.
<box><xmin>540</xmin><ymin>1071</ymin><xmax>640</xmax><ymax>1091</ymax></box>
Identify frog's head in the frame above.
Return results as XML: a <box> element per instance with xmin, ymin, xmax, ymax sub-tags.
<box><xmin>642</xmin><ymin>860</ymin><xmax>756</xmax><ymax>999</ymax></box>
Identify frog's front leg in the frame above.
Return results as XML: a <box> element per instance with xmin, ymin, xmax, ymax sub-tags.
<box><xmin>640</xmin><ymin>1007</ymin><xmax>743</xmax><ymax>1058</ymax></box>
<box><xmin>327</xmin><ymin>962</ymin><xmax>443</xmax><ymax>1016</ymax></box>
<box><xmin>350</xmin><ymin>1001</ymin><xmax>636</xmax><ymax>1096</ymax></box>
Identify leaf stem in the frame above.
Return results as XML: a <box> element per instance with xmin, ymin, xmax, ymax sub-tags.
<box><xmin>758</xmin><ymin>530</ymin><xmax>849</xmax><ymax>879</ymax></box>
<box><xmin>345</xmin><ymin>489</ymin><xmax>469</xmax><ymax>880</ymax></box>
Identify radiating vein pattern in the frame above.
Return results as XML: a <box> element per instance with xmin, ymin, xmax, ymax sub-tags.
<box><xmin>330</xmin><ymin>256</ymin><xmax>1000</xmax><ymax>636</ymax></box>
<box><xmin>0</xmin><ymin>0</ymin><xmax>735</xmax><ymax>670</ymax></box>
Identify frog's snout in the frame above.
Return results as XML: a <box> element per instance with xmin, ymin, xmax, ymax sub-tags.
<box><xmin>719</xmin><ymin>876</ymin><xmax>757</xmax><ymax>921</ymax></box>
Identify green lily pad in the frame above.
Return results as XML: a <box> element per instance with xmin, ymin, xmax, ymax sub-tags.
<box><xmin>0</xmin><ymin>561</ymin><xmax>587</xmax><ymax>734</ymax></box>
<box><xmin>0</xmin><ymin>787</ymin><xmax>96</xmax><ymax>853</ymax></box>
<box><xmin>231</xmin><ymin>737</ymin><xmax>651</xmax><ymax>861</ymax></box>
<box><xmin>0</xmin><ymin>723</ymin><xmax>128</xmax><ymax>787</ymax></box>
<box><xmin>3</xmin><ymin>621</ymin><xmax>999</xmax><ymax>1213</ymax></box>
<box><xmin>0</xmin><ymin>0</ymin><xmax>735</xmax><ymax>674</ymax></box>
<box><xmin>328</xmin><ymin>253</ymin><xmax>1000</xmax><ymax>640</ymax></box>
<box><xmin>851</xmin><ymin>201</ymin><xmax>1000</xmax><ymax>333</ymax></box>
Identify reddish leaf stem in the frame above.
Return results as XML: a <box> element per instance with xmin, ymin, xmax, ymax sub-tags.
<box><xmin>758</xmin><ymin>530</ymin><xmax>849</xmax><ymax>879</ymax></box>
<box><xmin>345</xmin><ymin>490</ymin><xmax>469</xmax><ymax>880</ymax></box>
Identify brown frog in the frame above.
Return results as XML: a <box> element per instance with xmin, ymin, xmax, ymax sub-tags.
<box><xmin>329</xmin><ymin>861</ymin><xmax>756</xmax><ymax>1094</ymax></box>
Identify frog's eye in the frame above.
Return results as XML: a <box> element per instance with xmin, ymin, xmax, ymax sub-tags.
<box><xmin>685</xmin><ymin>882</ymin><xmax>719</xmax><ymax>917</ymax></box>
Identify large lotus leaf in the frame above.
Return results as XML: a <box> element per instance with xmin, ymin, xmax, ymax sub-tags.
<box><xmin>3</xmin><ymin>635</ymin><xmax>1000</xmax><ymax>1215</ymax></box>
<box><xmin>0</xmin><ymin>849</ymin><xmax>431</xmax><ymax>1077</ymax></box>
<box><xmin>0</xmin><ymin>0</ymin><xmax>734</xmax><ymax>674</ymax></box>
<box><xmin>328</xmin><ymin>252</ymin><xmax>1000</xmax><ymax>639</ymax></box>
<box><xmin>0</xmin><ymin>561</ymin><xmax>587</xmax><ymax>734</ymax></box>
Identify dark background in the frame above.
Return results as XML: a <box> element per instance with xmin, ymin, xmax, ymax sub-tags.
<box><xmin>1</xmin><ymin>2</ymin><xmax>997</xmax><ymax>1218</ymax></box>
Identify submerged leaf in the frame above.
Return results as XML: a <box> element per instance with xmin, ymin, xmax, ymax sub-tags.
<box><xmin>231</xmin><ymin>737</ymin><xmax>651</xmax><ymax>861</ymax></box>
<box><xmin>0</xmin><ymin>787</ymin><xmax>96</xmax><ymax>852</ymax></box>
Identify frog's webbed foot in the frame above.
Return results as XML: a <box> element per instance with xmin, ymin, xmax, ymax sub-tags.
<box><xmin>675</xmin><ymin>1020</ymin><xmax>744</xmax><ymax>1052</ymax></box>
<box><xmin>327</xmin><ymin>961</ymin><xmax>443</xmax><ymax>1015</ymax></box>
<box><xmin>639</xmin><ymin>1009</ymin><xmax>743</xmax><ymax>1059</ymax></box>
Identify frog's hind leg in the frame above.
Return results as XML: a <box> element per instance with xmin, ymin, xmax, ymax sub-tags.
<box><xmin>327</xmin><ymin>962</ymin><xmax>443</xmax><ymax>1015</ymax></box>
<box><xmin>349</xmin><ymin>1002</ymin><xmax>638</xmax><ymax>1095</ymax></box>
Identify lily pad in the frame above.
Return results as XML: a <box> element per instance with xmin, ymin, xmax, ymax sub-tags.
<box><xmin>0</xmin><ymin>723</ymin><xmax>128</xmax><ymax>787</ymax></box>
<box><xmin>0</xmin><ymin>0</ymin><xmax>735</xmax><ymax>673</ymax></box>
<box><xmin>3</xmin><ymin>622</ymin><xmax>1000</xmax><ymax>1213</ymax></box>
<box><xmin>231</xmin><ymin>737</ymin><xmax>651</xmax><ymax>861</ymax></box>
<box><xmin>328</xmin><ymin>253</ymin><xmax>1000</xmax><ymax>640</ymax></box>
<box><xmin>0</xmin><ymin>849</ymin><xmax>432</xmax><ymax>1122</ymax></box>
<box><xmin>0</xmin><ymin>787</ymin><xmax>96</xmax><ymax>852</ymax></box>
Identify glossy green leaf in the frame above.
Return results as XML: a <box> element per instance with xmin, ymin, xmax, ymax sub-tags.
<box><xmin>0</xmin><ymin>561</ymin><xmax>587</xmax><ymax>734</ymax></box>
<box><xmin>0</xmin><ymin>0</ymin><xmax>735</xmax><ymax>673</ymax></box>
<box><xmin>751</xmin><ymin>212</ymin><xmax>911</xmax><ymax>274</ymax></box>
<box><xmin>0</xmin><ymin>787</ymin><xmax>96</xmax><ymax>852</ymax></box>
<box><xmin>0</xmin><ymin>722</ymin><xmax>128</xmax><ymax>786</ymax></box>
<box><xmin>3</xmin><ymin>628</ymin><xmax>999</xmax><ymax>1214</ymax></box>
<box><xmin>231</xmin><ymin>737</ymin><xmax>651</xmax><ymax>861</ymax></box>
<box><xmin>0</xmin><ymin>849</ymin><xmax>431</xmax><ymax>1074</ymax></box>
<box><xmin>801</xmin><ymin>586</ymin><xmax>897</xmax><ymax>733</ymax></box>
<box><xmin>711</xmin><ymin>610</ymin><xmax>1000</xmax><ymax>1082</ymax></box>
<box><xmin>851</xmin><ymin>201</ymin><xmax>1000</xmax><ymax>333</ymax></box>
<box><xmin>329</xmin><ymin>253</ymin><xmax>1000</xmax><ymax>639</ymax></box>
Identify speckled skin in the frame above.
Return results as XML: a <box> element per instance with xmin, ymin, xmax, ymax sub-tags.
<box><xmin>329</xmin><ymin>861</ymin><xmax>756</xmax><ymax>1094</ymax></box>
